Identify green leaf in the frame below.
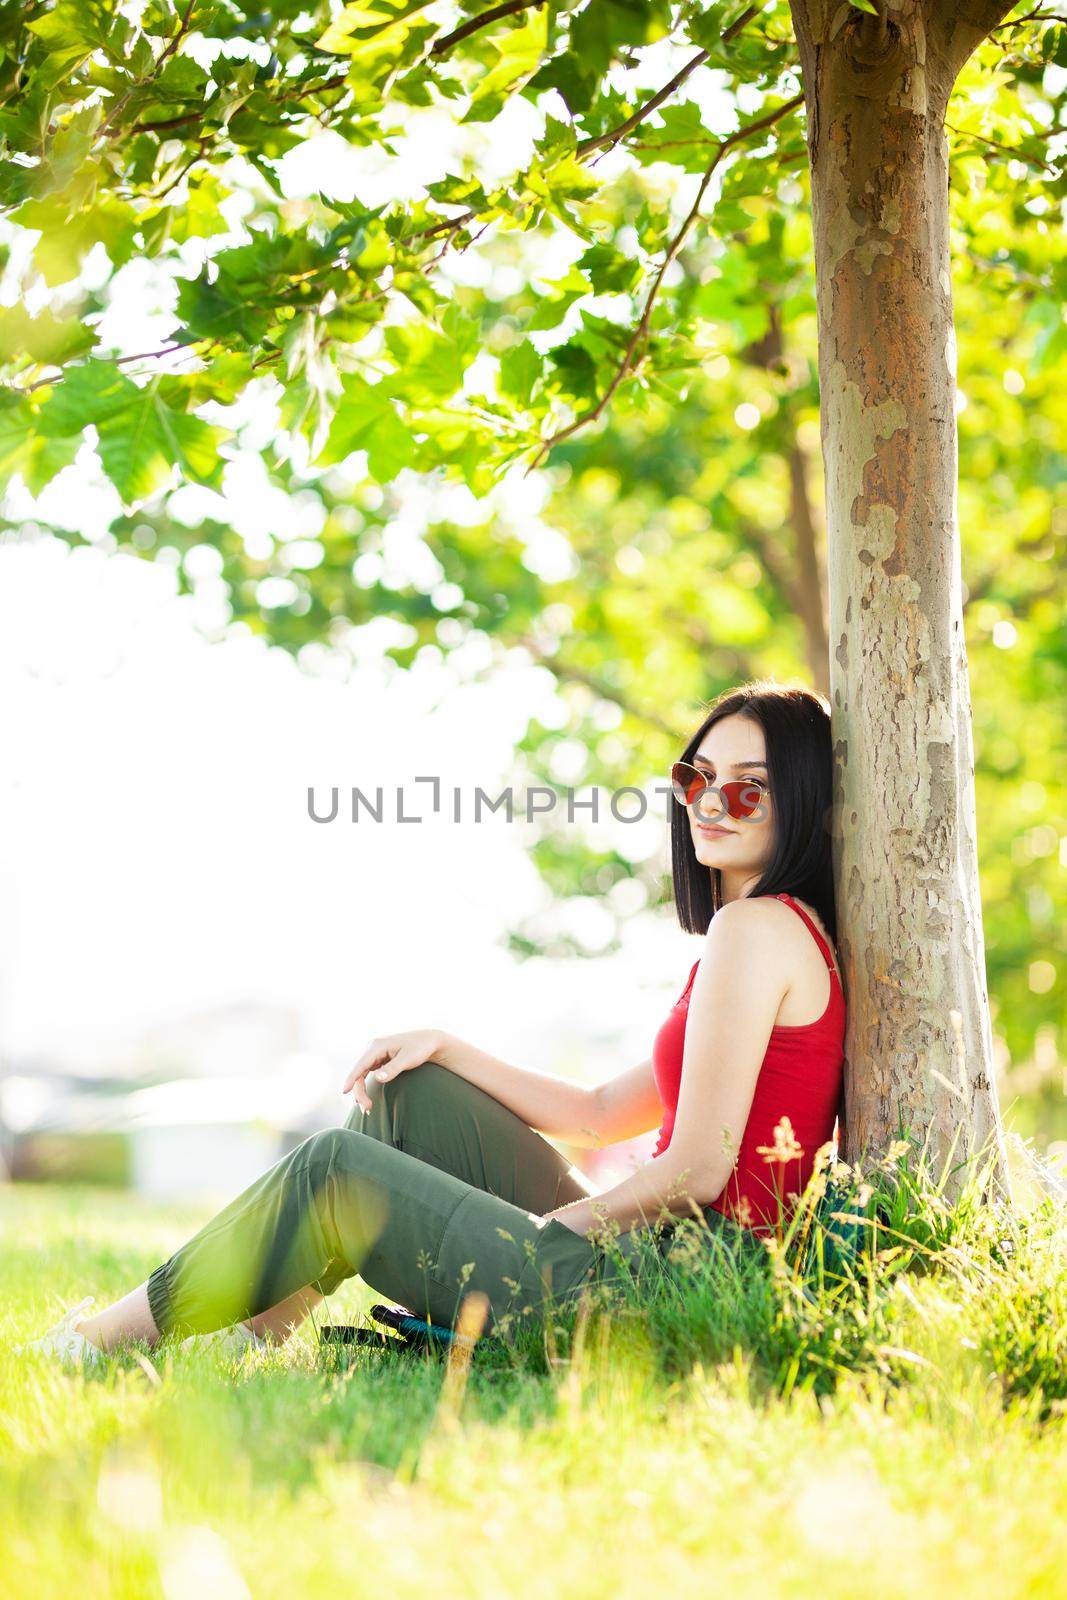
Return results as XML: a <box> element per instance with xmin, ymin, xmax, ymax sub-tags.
<box><xmin>711</xmin><ymin>200</ymin><xmax>756</xmax><ymax>234</ymax></box>
<box><xmin>316</xmin><ymin>0</ymin><xmax>435</xmax><ymax>60</ymax></box>
<box><xmin>0</xmin><ymin>306</ymin><xmax>96</xmax><ymax>367</ymax></box>
<box><xmin>26</xmin><ymin>0</ymin><xmax>114</xmax><ymax>79</ymax></box>
<box><xmin>382</xmin><ymin>306</ymin><xmax>481</xmax><ymax>401</ymax></box>
<box><xmin>37</xmin><ymin>363</ymin><xmax>138</xmax><ymax>434</ymax></box>
<box><xmin>158</xmin><ymin>356</ymin><xmax>256</xmax><ymax>410</ymax></box>
<box><xmin>547</xmin><ymin>341</ymin><xmax>599</xmax><ymax>404</ymax></box>
<box><xmin>527</xmin><ymin>50</ymin><xmax>597</xmax><ymax>116</ymax></box>
<box><xmin>525</xmin><ymin>265</ymin><xmax>593</xmax><ymax>333</ymax></box>
<box><xmin>631</xmin><ymin>102</ymin><xmax>712</xmax><ymax>174</ymax></box>
<box><xmin>461</xmin><ymin>7</ymin><xmax>549</xmax><ymax>124</ymax></box>
<box><xmin>12</xmin><ymin>196</ymin><xmax>138</xmax><ymax>286</ymax></box>
<box><xmin>22</xmin><ymin>430</ymin><xmax>82</xmax><ymax>495</ymax></box>
<box><xmin>318</xmin><ymin>373</ymin><xmax>412</xmax><ymax>480</ymax></box>
<box><xmin>0</xmin><ymin>392</ymin><xmax>81</xmax><ymax>495</ymax></box>
<box><xmin>37</xmin><ymin>364</ymin><xmax>227</xmax><ymax>505</ymax></box>
<box><xmin>0</xmin><ymin>393</ymin><xmax>38</xmax><ymax>479</ymax></box>
<box><xmin>177</xmin><ymin>270</ymin><xmax>274</xmax><ymax>348</ymax></box>
<box><xmin>499</xmin><ymin>341</ymin><xmax>543</xmax><ymax>406</ymax></box>
<box><xmin>95</xmin><ymin>385</ymin><xmax>227</xmax><ymax>503</ymax></box>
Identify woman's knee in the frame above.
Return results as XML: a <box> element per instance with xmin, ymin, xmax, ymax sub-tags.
<box><xmin>372</xmin><ymin>1058</ymin><xmax>455</xmax><ymax>1121</ymax></box>
<box><xmin>295</xmin><ymin>1126</ymin><xmax>357</xmax><ymax>1173</ymax></box>
<box><xmin>386</xmin><ymin>1059</ymin><xmax>452</xmax><ymax>1099</ymax></box>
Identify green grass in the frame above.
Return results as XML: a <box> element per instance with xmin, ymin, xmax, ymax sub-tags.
<box><xmin>2</xmin><ymin>1149</ymin><xmax>1066</xmax><ymax>1600</ymax></box>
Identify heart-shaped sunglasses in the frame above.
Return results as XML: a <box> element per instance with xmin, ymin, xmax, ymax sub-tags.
<box><xmin>670</xmin><ymin>761</ymin><xmax>770</xmax><ymax>821</ymax></box>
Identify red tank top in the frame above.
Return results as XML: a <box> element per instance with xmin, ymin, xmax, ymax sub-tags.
<box><xmin>651</xmin><ymin>894</ymin><xmax>845</xmax><ymax>1233</ymax></box>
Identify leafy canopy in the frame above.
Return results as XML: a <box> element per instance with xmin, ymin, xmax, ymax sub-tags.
<box><xmin>1</xmin><ymin>3</ymin><xmax>1064</xmax><ymax>1089</ymax></box>
<box><xmin>1</xmin><ymin>0</ymin><xmax>1062</xmax><ymax>506</ymax></box>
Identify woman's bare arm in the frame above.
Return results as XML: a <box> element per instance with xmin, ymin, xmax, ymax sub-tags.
<box><xmin>544</xmin><ymin>901</ymin><xmax>791</xmax><ymax>1237</ymax></box>
<box><xmin>438</xmin><ymin>1040</ymin><xmax>667</xmax><ymax>1148</ymax></box>
<box><xmin>589</xmin><ymin>1058</ymin><xmax>662</xmax><ymax>1144</ymax></box>
<box><xmin>434</xmin><ymin>1033</ymin><xmax>602</xmax><ymax>1143</ymax></box>
<box><xmin>347</xmin><ymin>1030</ymin><xmax>662</xmax><ymax>1149</ymax></box>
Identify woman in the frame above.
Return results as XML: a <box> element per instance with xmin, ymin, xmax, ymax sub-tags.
<box><xmin>27</xmin><ymin>681</ymin><xmax>846</xmax><ymax>1364</ymax></box>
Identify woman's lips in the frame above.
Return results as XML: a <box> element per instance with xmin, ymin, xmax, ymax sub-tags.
<box><xmin>696</xmin><ymin>823</ymin><xmax>735</xmax><ymax>837</ymax></box>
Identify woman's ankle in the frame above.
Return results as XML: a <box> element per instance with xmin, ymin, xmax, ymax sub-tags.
<box><xmin>73</xmin><ymin>1316</ymin><xmax>106</xmax><ymax>1352</ymax></box>
<box><xmin>76</xmin><ymin>1284</ymin><xmax>161</xmax><ymax>1352</ymax></box>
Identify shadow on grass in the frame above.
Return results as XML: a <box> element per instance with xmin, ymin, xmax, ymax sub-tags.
<box><xmin>4</xmin><ymin>1125</ymin><xmax>1065</xmax><ymax>1511</ymax></box>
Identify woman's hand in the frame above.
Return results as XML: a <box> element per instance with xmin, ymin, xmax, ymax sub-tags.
<box><xmin>540</xmin><ymin>1203</ymin><xmax>594</xmax><ymax>1236</ymax></box>
<box><xmin>343</xmin><ymin>1029</ymin><xmax>451</xmax><ymax>1114</ymax></box>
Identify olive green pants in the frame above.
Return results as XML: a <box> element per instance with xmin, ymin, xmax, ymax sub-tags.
<box><xmin>146</xmin><ymin>1062</ymin><xmax>752</xmax><ymax>1344</ymax></box>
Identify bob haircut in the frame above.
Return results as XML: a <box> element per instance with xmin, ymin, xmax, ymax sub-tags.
<box><xmin>669</xmin><ymin>680</ymin><xmax>837</xmax><ymax>941</ymax></box>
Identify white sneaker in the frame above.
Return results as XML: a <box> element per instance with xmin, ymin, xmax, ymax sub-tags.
<box><xmin>179</xmin><ymin>1322</ymin><xmax>268</xmax><ymax>1356</ymax></box>
<box><xmin>19</xmin><ymin>1297</ymin><xmax>104</xmax><ymax>1368</ymax></box>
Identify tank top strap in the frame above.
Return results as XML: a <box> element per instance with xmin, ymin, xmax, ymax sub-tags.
<box><xmin>774</xmin><ymin>893</ymin><xmax>835</xmax><ymax>972</ymax></box>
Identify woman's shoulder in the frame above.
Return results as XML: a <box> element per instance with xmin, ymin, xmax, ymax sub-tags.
<box><xmin>708</xmin><ymin>894</ymin><xmax>842</xmax><ymax>999</ymax></box>
<box><xmin>709</xmin><ymin>895</ymin><xmax>790</xmax><ymax>927</ymax></box>
<box><xmin>704</xmin><ymin>895</ymin><xmax>798</xmax><ymax>947</ymax></box>
<box><xmin>726</xmin><ymin>891</ymin><xmax>837</xmax><ymax>949</ymax></box>
<box><xmin>698</xmin><ymin>898</ymin><xmax>796</xmax><ymax>999</ymax></box>
<box><xmin>706</xmin><ymin>894</ymin><xmax>800</xmax><ymax>949</ymax></box>
<box><xmin>773</xmin><ymin>894</ymin><xmax>842</xmax><ymax>982</ymax></box>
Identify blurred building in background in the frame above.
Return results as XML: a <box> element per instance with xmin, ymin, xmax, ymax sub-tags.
<box><xmin>0</xmin><ymin>997</ymin><xmax>657</xmax><ymax>1204</ymax></box>
<box><xmin>0</xmin><ymin>1001</ymin><xmax>336</xmax><ymax>1203</ymax></box>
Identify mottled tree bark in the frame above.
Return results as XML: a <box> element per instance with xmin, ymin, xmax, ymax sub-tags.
<box><xmin>787</xmin><ymin>0</ymin><xmax>1015</xmax><ymax>1192</ymax></box>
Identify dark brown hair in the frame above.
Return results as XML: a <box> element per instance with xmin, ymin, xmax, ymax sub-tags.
<box><xmin>669</xmin><ymin>680</ymin><xmax>837</xmax><ymax>940</ymax></box>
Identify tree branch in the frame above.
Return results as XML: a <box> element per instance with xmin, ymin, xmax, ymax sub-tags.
<box><xmin>132</xmin><ymin>110</ymin><xmax>205</xmax><ymax>134</ymax></box>
<box><xmin>660</xmin><ymin>608</ymin><xmax>759</xmax><ymax>688</ymax></box>
<box><xmin>430</xmin><ymin>0</ymin><xmax>548</xmax><ymax>57</ymax></box>
<box><xmin>575</xmin><ymin>9</ymin><xmax>760</xmax><ymax>161</ymax></box>
<box><xmin>100</xmin><ymin>64</ymin><xmax>348</xmax><ymax>141</ymax></box>
<box><xmin>946</xmin><ymin>119</ymin><xmax>1060</xmax><ymax>174</ymax></box>
<box><xmin>516</xmin><ymin>634</ymin><xmax>687</xmax><ymax>739</ymax></box>
<box><xmin>989</xmin><ymin>6</ymin><xmax>1067</xmax><ymax>26</ymax></box>
<box><xmin>406</xmin><ymin>17</ymin><xmax>762</xmax><ymax>248</ymax></box>
<box><xmin>101</xmin><ymin>0</ymin><xmax>197</xmax><ymax>137</ymax></box>
<box><xmin>576</xmin><ymin>50</ymin><xmax>711</xmax><ymax>159</ymax></box>
<box><xmin>733</xmin><ymin>308</ymin><xmax>830</xmax><ymax>693</ymax></box>
<box><xmin>525</xmin><ymin>93</ymin><xmax>805</xmax><ymax>473</ymax></box>
<box><xmin>928</xmin><ymin>0</ymin><xmax>1040</xmax><ymax>77</ymax></box>
<box><xmin>10</xmin><ymin>343</ymin><xmax>190</xmax><ymax>395</ymax></box>
<box><xmin>33</xmin><ymin>9</ymin><xmax>775</xmax><ymax>404</ymax></box>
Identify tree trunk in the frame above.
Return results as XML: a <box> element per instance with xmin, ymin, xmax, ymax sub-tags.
<box><xmin>741</xmin><ymin>309</ymin><xmax>832</xmax><ymax>696</ymax></box>
<box><xmin>787</xmin><ymin>437</ymin><xmax>832</xmax><ymax>697</ymax></box>
<box><xmin>786</xmin><ymin>0</ymin><xmax>1016</xmax><ymax>1195</ymax></box>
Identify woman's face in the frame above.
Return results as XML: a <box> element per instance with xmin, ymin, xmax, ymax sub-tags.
<box><xmin>684</xmin><ymin>714</ymin><xmax>776</xmax><ymax>892</ymax></box>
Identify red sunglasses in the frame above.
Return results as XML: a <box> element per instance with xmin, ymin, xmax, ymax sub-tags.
<box><xmin>670</xmin><ymin>761</ymin><xmax>770</xmax><ymax>822</ymax></box>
